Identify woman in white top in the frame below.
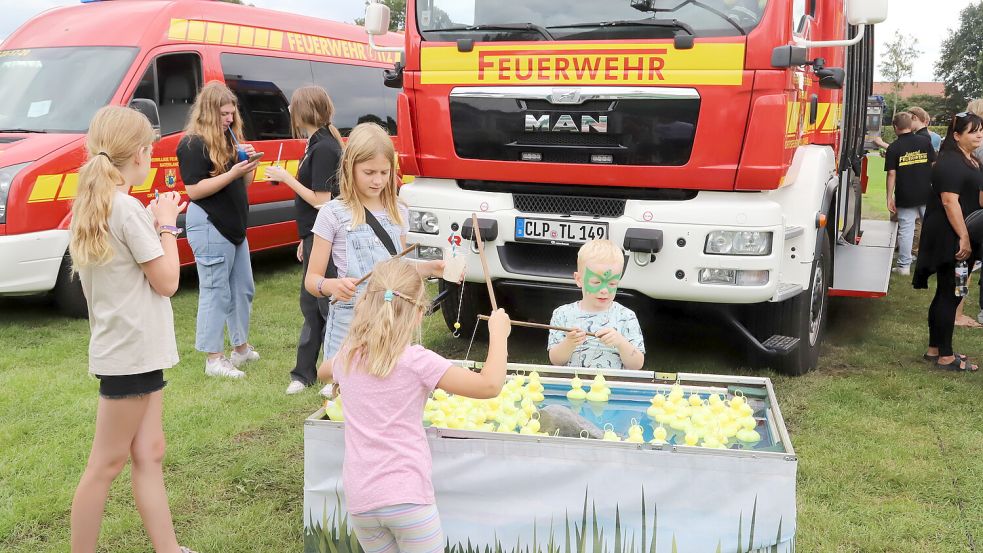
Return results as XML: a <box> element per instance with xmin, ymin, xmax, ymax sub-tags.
<box><xmin>69</xmin><ymin>106</ymin><xmax>195</xmax><ymax>553</ymax></box>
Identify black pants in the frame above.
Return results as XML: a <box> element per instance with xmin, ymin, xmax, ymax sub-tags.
<box><xmin>290</xmin><ymin>235</ymin><xmax>330</xmax><ymax>385</ymax></box>
<box><xmin>928</xmin><ymin>262</ymin><xmax>960</xmax><ymax>357</ymax></box>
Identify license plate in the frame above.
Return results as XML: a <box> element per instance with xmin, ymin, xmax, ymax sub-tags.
<box><xmin>514</xmin><ymin>217</ymin><xmax>608</xmax><ymax>245</ymax></box>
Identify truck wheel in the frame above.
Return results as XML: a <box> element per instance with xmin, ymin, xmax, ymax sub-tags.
<box><xmin>439</xmin><ymin>280</ymin><xmax>490</xmax><ymax>340</ymax></box>
<box><xmin>777</xmin><ymin>235</ymin><xmax>830</xmax><ymax>375</ymax></box>
<box><xmin>53</xmin><ymin>253</ymin><xmax>88</xmax><ymax>319</ymax></box>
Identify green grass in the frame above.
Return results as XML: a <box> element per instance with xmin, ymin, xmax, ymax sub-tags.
<box><xmin>2</xmin><ymin>173</ymin><xmax>982</xmax><ymax>551</ymax></box>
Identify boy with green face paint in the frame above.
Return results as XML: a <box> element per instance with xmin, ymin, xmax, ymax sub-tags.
<box><xmin>548</xmin><ymin>240</ymin><xmax>646</xmax><ymax>370</ymax></box>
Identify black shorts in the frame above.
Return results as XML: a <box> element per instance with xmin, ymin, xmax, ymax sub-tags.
<box><xmin>96</xmin><ymin>370</ymin><xmax>167</xmax><ymax>399</ymax></box>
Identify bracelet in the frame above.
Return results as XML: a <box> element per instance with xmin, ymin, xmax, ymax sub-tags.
<box><xmin>158</xmin><ymin>225</ymin><xmax>183</xmax><ymax>237</ymax></box>
<box><xmin>316</xmin><ymin>277</ymin><xmax>327</xmax><ymax>297</ymax></box>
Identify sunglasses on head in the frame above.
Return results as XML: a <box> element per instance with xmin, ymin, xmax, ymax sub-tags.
<box><xmin>956</xmin><ymin>112</ymin><xmax>970</xmax><ymax>118</ymax></box>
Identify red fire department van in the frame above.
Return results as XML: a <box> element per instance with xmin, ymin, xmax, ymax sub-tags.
<box><xmin>0</xmin><ymin>0</ymin><xmax>401</xmax><ymax>316</ymax></box>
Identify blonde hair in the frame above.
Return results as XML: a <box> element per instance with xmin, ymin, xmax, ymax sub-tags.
<box><xmin>69</xmin><ymin>106</ymin><xmax>155</xmax><ymax>269</ymax></box>
<box><xmin>967</xmin><ymin>99</ymin><xmax>983</xmax><ymax>116</ymax></box>
<box><xmin>577</xmin><ymin>239</ymin><xmax>625</xmax><ymax>272</ymax></box>
<box><xmin>290</xmin><ymin>85</ymin><xmax>344</xmax><ymax>147</ymax></box>
<box><xmin>184</xmin><ymin>81</ymin><xmax>243</xmax><ymax>176</ymax></box>
<box><xmin>338</xmin><ymin>123</ymin><xmax>403</xmax><ymax>228</ymax></box>
<box><xmin>907</xmin><ymin>106</ymin><xmax>930</xmax><ymax>125</ymax></box>
<box><xmin>339</xmin><ymin>259</ymin><xmax>429</xmax><ymax>378</ymax></box>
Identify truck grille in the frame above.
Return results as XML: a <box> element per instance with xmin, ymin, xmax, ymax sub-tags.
<box><xmin>514</xmin><ymin>194</ymin><xmax>626</xmax><ymax>218</ymax></box>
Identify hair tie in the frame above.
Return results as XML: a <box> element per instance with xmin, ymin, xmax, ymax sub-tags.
<box><xmin>97</xmin><ymin>152</ymin><xmax>111</xmax><ymax>161</ymax></box>
<box><xmin>384</xmin><ymin>290</ymin><xmax>394</xmax><ymax>302</ymax></box>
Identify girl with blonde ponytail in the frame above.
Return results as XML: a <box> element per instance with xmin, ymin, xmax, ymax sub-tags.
<box><xmin>266</xmin><ymin>85</ymin><xmax>344</xmax><ymax>394</ymax></box>
<box><xmin>317</xmin><ymin>258</ymin><xmax>511</xmax><ymax>551</ymax></box>
<box><xmin>177</xmin><ymin>81</ymin><xmax>261</xmax><ymax>379</ymax></box>
<box><xmin>69</xmin><ymin>106</ymin><xmax>196</xmax><ymax>553</ymax></box>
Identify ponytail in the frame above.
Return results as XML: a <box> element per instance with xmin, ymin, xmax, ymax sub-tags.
<box><xmin>327</xmin><ymin>123</ymin><xmax>345</xmax><ymax>150</ymax></box>
<box><xmin>69</xmin><ymin>105</ymin><xmax>156</xmax><ymax>271</ymax></box>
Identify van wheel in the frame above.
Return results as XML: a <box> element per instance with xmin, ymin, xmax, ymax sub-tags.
<box><xmin>53</xmin><ymin>253</ymin><xmax>88</xmax><ymax>318</ymax></box>
<box><xmin>439</xmin><ymin>280</ymin><xmax>490</xmax><ymax>340</ymax></box>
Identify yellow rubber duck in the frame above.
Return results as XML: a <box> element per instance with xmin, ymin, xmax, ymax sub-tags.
<box><xmin>736</xmin><ymin>428</ymin><xmax>761</xmax><ymax>443</ymax></box>
<box><xmin>325</xmin><ymin>398</ymin><xmax>344</xmax><ymax>421</ymax></box>
<box><xmin>586</xmin><ymin>383</ymin><xmax>609</xmax><ymax>402</ymax></box>
<box><xmin>646</xmin><ymin>403</ymin><xmax>664</xmax><ymax>418</ymax></box>
<box><xmin>688</xmin><ymin>393</ymin><xmax>703</xmax><ymax>407</ymax></box>
<box><xmin>650</xmin><ymin>426</ymin><xmax>668</xmax><ymax>444</ymax></box>
<box><xmin>626</xmin><ymin>420</ymin><xmax>645</xmax><ymax>443</ymax></box>
<box><xmin>668</xmin><ymin>382</ymin><xmax>684</xmax><ymax>402</ymax></box>
<box><xmin>591</xmin><ymin>374</ymin><xmax>611</xmax><ymax>396</ymax></box>
<box><xmin>433</xmin><ymin>389</ymin><xmax>449</xmax><ymax>401</ymax></box>
<box><xmin>525</xmin><ymin>418</ymin><xmax>541</xmax><ymax>433</ymax></box>
<box><xmin>684</xmin><ymin>432</ymin><xmax>699</xmax><ymax>446</ymax></box>
<box><xmin>567</xmin><ymin>375</ymin><xmax>588</xmax><ymax>400</ymax></box>
<box><xmin>602</xmin><ymin>430</ymin><xmax>621</xmax><ymax>442</ymax></box>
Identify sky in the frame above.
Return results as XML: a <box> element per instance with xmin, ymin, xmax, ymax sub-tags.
<box><xmin>0</xmin><ymin>0</ymin><xmax>976</xmax><ymax>82</ymax></box>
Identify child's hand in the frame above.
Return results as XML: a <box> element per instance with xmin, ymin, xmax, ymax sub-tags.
<box><xmin>487</xmin><ymin>308</ymin><xmax>511</xmax><ymax>340</ymax></box>
<box><xmin>149</xmin><ymin>191</ymin><xmax>187</xmax><ymax>227</ymax></box>
<box><xmin>563</xmin><ymin>328</ymin><xmax>588</xmax><ymax>346</ymax></box>
<box><xmin>327</xmin><ymin>278</ymin><xmax>358</xmax><ymax>301</ymax></box>
<box><xmin>266</xmin><ymin>164</ymin><xmax>292</xmax><ymax>182</ymax></box>
<box><xmin>595</xmin><ymin>328</ymin><xmax>626</xmax><ymax>348</ymax></box>
<box><xmin>425</xmin><ymin>259</ymin><xmax>446</xmax><ymax>279</ymax></box>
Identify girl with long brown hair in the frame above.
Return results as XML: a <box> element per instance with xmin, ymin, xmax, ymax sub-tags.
<box><xmin>69</xmin><ymin>106</ymin><xmax>194</xmax><ymax>553</ymax></box>
<box><xmin>177</xmin><ymin>81</ymin><xmax>260</xmax><ymax>379</ymax></box>
<box><xmin>266</xmin><ymin>85</ymin><xmax>345</xmax><ymax>394</ymax></box>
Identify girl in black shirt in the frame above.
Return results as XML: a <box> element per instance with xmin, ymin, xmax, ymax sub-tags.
<box><xmin>266</xmin><ymin>86</ymin><xmax>344</xmax><ymax>394</ymax></box>
<box><xmin>177</xmin><ymin>81</ymin><xmax>261</xmax><ymax>379</ymax></box>
<box><xmin>913</xmin><ymin>112</ymin><xmax>983</xmax><ymax>371</ymax></box>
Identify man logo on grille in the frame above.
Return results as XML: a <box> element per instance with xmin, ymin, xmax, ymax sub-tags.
<box><xmin>525</xmin><ymin>114</ymin><xmax>608</xmax><ymax>133</ymax></box>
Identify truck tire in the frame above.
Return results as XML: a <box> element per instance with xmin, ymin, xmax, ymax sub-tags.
<box><xmin>53</xmin><ymin>252</ymin><xmax>88</xmax><ymax>319</ymax></box>
<box><xmin>744</xmin><ymin>235</ymin><xmax>830</xmax><ymax>375</ymax></box>
<box><xmin>777</xmin><ymin>235</ymin><xmax>830</xmax><ymax>375</ymax></box>
<box><xmin>439</xmin><ymin>279</ymin><xmax>490</xmax><ymax>340</ymax></box>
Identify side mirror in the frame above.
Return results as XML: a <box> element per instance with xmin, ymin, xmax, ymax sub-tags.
<box><xmin>771</xmin><ymin>45</ymin><xmax>809</xmax><ymax>68</ymax></box>
<box><xmin>384</xmin><ymin>62</ymin><xmax>404</xmax><ymax>89</ymax></box>
<box><xmin>816</xmin><ymin>67</ymin><xmax>846</xmax><ymax>89</ymax></box>
<box><xmin>364</xmin><ymin>2</ymin><xmax>391</xmax><ymax>36</ymax></box>
<box><xmin>129</xmin><ymin>98</ymin><xmax>161</xmax><ymax>137</ymax></box>
<box><xmin>846</xmin><ymin>0</ymin><xmax>887</xmax><ymax>25</ymax></box>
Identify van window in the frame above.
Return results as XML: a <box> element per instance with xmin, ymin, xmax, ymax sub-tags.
<box><xmin>0</xmin><ymin>47</ymin><xmax>136</xmax><ymax>133</ymax></box>
<box><xmin>222</xmin><ymin>53</ymin><xmax>311</xmax><ymax>141</ymax></box>
<box><xmin>312</xmin><ymin>61</ymin><xmax>398</xmax><ymax>136</ymax></box>
<box><xmin>131</xmin><ymin>53</ymin><xmax>202</xmax><ymax>135</ymax></box>
<box><xmin>220</xmin><ymin>53</ymin><xmax>398</xmax><ymax>140</ymax></box>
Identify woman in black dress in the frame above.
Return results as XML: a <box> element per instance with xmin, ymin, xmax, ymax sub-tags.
<box><xmin>913</xmin><ymin>112</ymin><xmax>983</xmax><ymax>371</ymax></box>
<box><xmin>265</xmin><ymin>86</ymin><xmax>344</xmax><ymax>394</ymax></box>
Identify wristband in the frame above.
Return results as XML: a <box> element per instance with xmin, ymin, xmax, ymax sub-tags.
<box><xmin>317</xmin><ymin>277</ymin><xmax>327</xmax><ymax>297</ymax></box>
<box><xmin>158</xmin><ymin>225</ymin><xmax>183</xmax><ymax>237</ymax></box>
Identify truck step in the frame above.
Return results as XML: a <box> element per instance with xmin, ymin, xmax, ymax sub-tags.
<box><xmin>762</xmin><ymin>334</ymin><xmax>800</xmax><ymax>354</ymax></box>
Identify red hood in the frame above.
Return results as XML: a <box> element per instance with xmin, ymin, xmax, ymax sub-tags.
<box><xmin>0</xmin><ymin>133</ymin><xmax>83</xmax><ymax>168</ymax></box>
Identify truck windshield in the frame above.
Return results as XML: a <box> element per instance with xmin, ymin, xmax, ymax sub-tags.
<box><xmin>0</xmin><ymin>47</ymin><xmax>136</xmax><ymax>133</ymax></box>
<box><xmin>417</xmin><ymin>0</ymin><xmax>767</xmax><ymax>41</ymax></box>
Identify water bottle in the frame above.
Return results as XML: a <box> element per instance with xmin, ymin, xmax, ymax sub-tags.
<box><xmin>955</xmin><ymin>260</ymin><xmax>969</xmax><ymax>297</ymax></box>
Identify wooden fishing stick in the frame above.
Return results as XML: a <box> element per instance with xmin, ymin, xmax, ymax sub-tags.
<box><xmin>330</xmin><ymin>243</ymin><xmax>418</xmax><ymax>304</ymax></box>
<box><xmin>477</xmin><ymin>315</ymin><xmax>597</xmax><ymax>337</ymax></box>
<box><xmin>471</xmin><ymin>212</ymin><xmax>498</xmax><ymax>311</ymax></box>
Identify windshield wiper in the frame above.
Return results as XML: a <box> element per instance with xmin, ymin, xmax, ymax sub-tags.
<box><xmin>0</xmin><ymin>128</ymin><xmax>46</xmax><ymax>133</ymax></box>
<box><xmin>433</xmin><ymin>23</ymin><xmax>555</xmax><ymax>41</ymax></box>
<box><xmin>549</xmin><ymin>18</ymin><xmax>696</xmax><ymax>38</ymax></box>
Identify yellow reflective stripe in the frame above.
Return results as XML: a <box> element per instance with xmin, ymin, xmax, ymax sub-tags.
<box><xmin>254</xmin><ymin>28</ymin><xmax>271</xmax><ymax>49</ymax></box>
<box><xmin>58</xmin><ymin>173</ymin><xmax>79</xmax><ymax>200</ymax></box>
<box><xmin>187</xmin><ymin>20</ymin><xmax>206</xmax><ymax>42</ymax></box>
<box><xmin>269</xmin><ymin>31</ymin><xmax>284</xmax><ymax>51</ymax></box>
<box><xmin>222</xmin><ymin>25</ymin><xmax>240</xmax><ymax>46</ymax></box>
<box><xmin>238</xmin><ymin>25</ymin><xmax>255</xmax><ymax>47</ymax></box>
<box><xmin>168</xmin><ymin>19</ymin><xmax>189</xmax><ymax>41</ymax></box>
<box><xmin>28</xmin><ymin>174</ymin><xmax>63</xmax><ymax>202</ymax></box>
<box><xmin>131</xmin><ymin>168</ymin><xmax>158</xmax><ymax>194</ymax></box>
<box><xmin>205</xmin><ymin>22</ymin><xmax>223</xmax><ymax>44</ymax></box>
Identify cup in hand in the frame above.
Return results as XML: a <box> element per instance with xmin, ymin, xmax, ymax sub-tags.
<box><xmin>236</xmin><ymin>146</ymin><xmax>249</xmax><ymax>163</ymax></box>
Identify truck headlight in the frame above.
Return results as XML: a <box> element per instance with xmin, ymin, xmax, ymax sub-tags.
<box><xmin>704</xmin><ymin>230</ymin><xmax>773</xmax><ymax>256</ymax></box>
<box><xmin>409</xmin><ymin>210</ymin><xmax>439</xmax><ymax>234</ymax></box>
<box><xmin>0</xmin><ymin>163</ymin><xmax>31</xmax><ymax>225</ymax></box>
<box><xmin>699</xmin><ymin>268</ymin><xmax>770</xmax><ymax>286</ymax></box>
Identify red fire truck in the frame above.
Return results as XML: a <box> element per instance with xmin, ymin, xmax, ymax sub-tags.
<box><xmin>0</xmin><ymin>0</ymin><xmax>400</xmax><ymax>316</ymax></box>
<box><xmin>364</xmin><ymin>0</ymin><xmax>890</xmax><ymax>375</ymax></box>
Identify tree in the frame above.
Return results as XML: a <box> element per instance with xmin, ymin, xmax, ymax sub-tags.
<box><xmin>935</xmin><ymin>2</ymin><xmax>983</xmax><ymax>110</ymax></box>
<box><xmin>354</xmin><ymin>0</ymin><xmax>406</xmax><ymax>32</ymax></box>
<box><xmin>879</xmin><ymin>33</ymin><xmax>920</xmax><ymax>117</ymax></box>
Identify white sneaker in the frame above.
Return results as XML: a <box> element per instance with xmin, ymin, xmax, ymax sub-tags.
<box><xmin>205</xmin><ymin>356</ymin><xmax>245</xmax><ymax>379</ymax></box>
<box><xmin>892</xmin><ymin>266</ymin><xmax>910</xmax><ymax>275</ymax></box>
<box><xmin>179</xmin><ymin>547</ymin><xmax>198</xmax><ymax>553</ymax></box>
<box><xmin>286</xmin><ymin>380</ymin><xmax>306</xmax><ymax>395</ymax></box>
<box><xmin>231</xmin><ymin>345</ymin><xmax>260</xmax><ymax>367</ymax></box>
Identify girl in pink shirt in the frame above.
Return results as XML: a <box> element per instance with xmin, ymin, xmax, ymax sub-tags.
<box><xmin>318</xmin><ymin>258</ymin><xmax>511</xmax><ymax>553</ymax></box>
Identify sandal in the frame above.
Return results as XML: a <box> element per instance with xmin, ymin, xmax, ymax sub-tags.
<box><xmin>936</xmin><ymin>356</ymin><xmax>979</xmax><ymax>372</ymax></box>
<box><xmin>923</xmin><ymin>352</ymin><xmax>968</xmax><ymax>363</ymax></box>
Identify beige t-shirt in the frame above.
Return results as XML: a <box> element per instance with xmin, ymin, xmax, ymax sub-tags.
<box><xmin>79</xmin><ymin>191</ymin><xmax>179</xmax><ymax>376</ymax></box>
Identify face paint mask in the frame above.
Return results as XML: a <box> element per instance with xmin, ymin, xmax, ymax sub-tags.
<box><xmin>583</xmin><ymin>267</ymin><xmax>622</xmax><ymax>295</ymax></box>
